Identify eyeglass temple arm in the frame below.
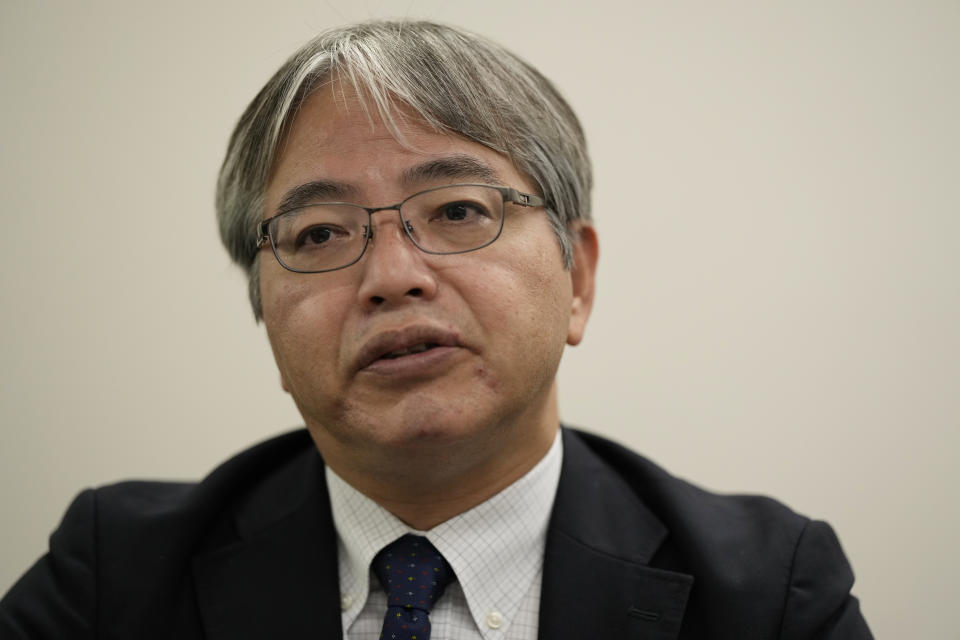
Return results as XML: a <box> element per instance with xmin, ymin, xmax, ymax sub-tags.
<box><xmin>256</xmin><ymin>220</ymin><xmax>270</xmax><ymax>247</ymax></box>
<box><xmin>505</xmin><ymin>187</ymin><xmax>545</xmax><ymax>208</ymax></box>
<box><xmin>254</xmin><ymin>187</ymin><xmax>544</xmax><ymax>249</ymax></box>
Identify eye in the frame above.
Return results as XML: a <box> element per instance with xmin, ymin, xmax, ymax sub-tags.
<box><xmin>443</xmin><ymin>203</ymin><xmax>470</xmax><ymax>221</ymax></box>
<box><xmin>294</xmin><ymin>224</ymin><xmax>341</xmax><ymax>249</ymax></box>
<box><xmin>434</xmin><ymin>201</ymin><xmax>490</xmax><ymax>224</ymax></box>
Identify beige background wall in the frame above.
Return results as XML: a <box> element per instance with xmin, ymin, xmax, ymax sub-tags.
<box><xmin>1</xmin><ymin>1</ymin><xmax>957</xmax><ymax>637</ymax></box>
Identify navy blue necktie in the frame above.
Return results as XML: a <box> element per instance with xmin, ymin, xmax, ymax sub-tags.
<box><xmin>372</xmin><ymin>534</ymin><xmax>453</xmax><ymax>640</ymax></box>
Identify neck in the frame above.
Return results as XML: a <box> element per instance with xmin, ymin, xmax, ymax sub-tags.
<box><xmin>361</xmin><ymin>429</ymin><xmax>556</xmax><ymax>530</ymax></box>
<box><xmin>315</xmin><ymin>393</ymin><xmax>560</xmax><ymax>530</ymax></box>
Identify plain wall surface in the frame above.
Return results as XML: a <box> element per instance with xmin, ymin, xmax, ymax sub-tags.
<box><xmin>1</xmin><ymin>1</ymin><xmax>957</xmax><ymax>637</ymax></box>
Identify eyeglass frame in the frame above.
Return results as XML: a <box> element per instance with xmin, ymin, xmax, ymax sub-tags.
<box><xmin>256</xmin><ymin>183</ymin><xmax>546</xmax><ymax>274</ymax></box>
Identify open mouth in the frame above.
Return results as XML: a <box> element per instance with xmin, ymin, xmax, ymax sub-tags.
<box><xmin>356</xmin><ymin>326</ymin><xmax>463</xmax><ymax>372</ymax></box>
<box><xmin>379</xmin><ymin>343</ymin><xmax>441</xmax><ymax>359</ymax></box>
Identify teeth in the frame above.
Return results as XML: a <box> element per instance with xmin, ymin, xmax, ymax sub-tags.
<box><xmin>383</xmin><ymin>343</ymin><xmax>433</xmax><ymax>359</ymax></box>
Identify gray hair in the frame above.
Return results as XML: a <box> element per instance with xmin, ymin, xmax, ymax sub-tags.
<box><xmin>216</xmin><ymin>20</ymin><xmax>592</xmax><ymax>320</ymax></box>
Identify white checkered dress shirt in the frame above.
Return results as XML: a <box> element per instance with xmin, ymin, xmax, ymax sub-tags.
<box><xmin>326</xmin><ymin>430</ymin><xmax>562</xmax><ymax>640</ymax></box>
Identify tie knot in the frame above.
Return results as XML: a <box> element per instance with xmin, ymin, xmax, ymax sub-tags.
<box><xmin>372</xmin><ymin>534</ymin><xmax>453</xmax><ymax>614</ymax></box>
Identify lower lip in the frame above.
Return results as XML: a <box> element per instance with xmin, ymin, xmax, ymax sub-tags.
<box><xmin>360</xmin><ymin>346</ymin><xmax>462</xmax><ymax>378</ymax></box>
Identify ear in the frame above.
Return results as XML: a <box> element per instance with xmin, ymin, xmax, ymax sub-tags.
<box><xmin>566</xmin><ymin>223</ymin><xmax>599</xmax><ymax>346</ymax></box>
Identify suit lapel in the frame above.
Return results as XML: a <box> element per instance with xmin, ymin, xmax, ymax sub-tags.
<box><xmin>192</xmin><ymin>449</ymin><xmax>342</xmax><ymax>639</ymax></box>
<box><xmin>539</xmin><ymin>430</ymin><xmax>692</xmax><ymax>639</ymax></box>
<box><xmin>188</xmin><ymin>428</ymin><xmax>692</xmax><ymax>639</ymax></box>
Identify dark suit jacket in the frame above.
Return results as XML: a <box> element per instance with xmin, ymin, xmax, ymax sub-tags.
<box><xmin>0</xmin><ymin>427</ymin><xmax>872</xmax><ymax>639</ymax></box>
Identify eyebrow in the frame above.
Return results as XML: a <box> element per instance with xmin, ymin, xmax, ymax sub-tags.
<box><xmin>400</xmin><ymin>154</ymin><xmax>503</xmax><ymax>188</ymax></box>
<box><xmin>275</xmin><ymin>154</ymin><xmax>503</xmax><ymax>213</ymax></box>
<box><xmin>276</xmin><ymin>180</ymin><xmax>359</xmax><ymax>213</ymax></box>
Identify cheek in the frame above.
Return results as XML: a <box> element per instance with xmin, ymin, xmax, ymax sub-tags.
<box><xmin>462</xmin><ymin>238</ymin><xmax>573</xmax><ymax>350</ymax></box>
<box><xmin>261</xmin><ymin>271</ymin><xmax>354</xmax><ymax>380</ymax></box>
<box><xmin>510</xmin><ymin>232</ymin><xmax>573</xmax><ymax>310</ymax></box>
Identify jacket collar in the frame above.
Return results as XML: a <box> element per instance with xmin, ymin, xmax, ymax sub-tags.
<box><xmin>189</xmin><ymin>428</ymin><xmax>693</xmax><ymax>639</ymax></box>
<box><xmin>538</xmin><ymin>428</ymin><xmax>692</xmax><ymax>639</ymax></box>
<box><xmin>192</xmin><ymin>442</ymin><xmax>343</xmax><ymax>639</ymax></box>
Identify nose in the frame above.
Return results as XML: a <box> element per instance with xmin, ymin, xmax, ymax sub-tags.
<box><xmin>356</xmin><ymin>213</ymin><xmax>439</xmax><ymax>310</ymax></box>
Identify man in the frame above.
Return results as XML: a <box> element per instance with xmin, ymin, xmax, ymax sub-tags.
<box><xmin>0</xmin><ymin>20</ymin><xmax>872</xmax><ymax>639</ymax></box>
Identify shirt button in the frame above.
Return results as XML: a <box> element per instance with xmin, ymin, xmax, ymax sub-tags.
<box><xmin>340</xmin><ymin>593</ymin><xmax>354</xmax><ymax>610</ymax></box>
<box><xmin>486</xmin><ymin>610</ymin><xmax>504</xmax><ymax>629</ymax></box>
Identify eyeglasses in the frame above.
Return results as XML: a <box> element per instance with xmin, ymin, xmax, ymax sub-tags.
<box><xmin>257</xmin><ymin>183</ymin><xmax>545</xmax><ymax>273</ymax></box>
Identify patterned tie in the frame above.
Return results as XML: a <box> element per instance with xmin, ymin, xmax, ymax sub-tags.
<box><xmin>372</xmin><ymin>534</ymin><xmax>453</xmax><ymax>640</ymax></box>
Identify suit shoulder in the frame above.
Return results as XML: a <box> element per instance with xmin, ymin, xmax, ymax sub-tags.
<box><xmin>0</xmin><ymin>430</ymin><xmax>320</xmax><ymax>638</ymax></box>
<box><xmin>567</xmin><ymin>427</ymin><xmax>806</xmax><ymax>535</ymax></box>
<box><xmin>90</xmin><ymin>429</ymin><xmax>320</xmax><ymax>553</ymax></box>
<box><xmin>564</xmin><ymin>427</ymin><xmax>813</xmax><ymax>587</ymax></box>
<box><xmin>563</xmin><ymin>428</ymin><xmax>870</xmax><ymax>636</ymax></box>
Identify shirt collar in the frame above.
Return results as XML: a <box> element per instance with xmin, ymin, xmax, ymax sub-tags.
<box><xmin>327</xmin><ymin>430</ymin><xmax>563</xmax><ymax>636</ymax></box>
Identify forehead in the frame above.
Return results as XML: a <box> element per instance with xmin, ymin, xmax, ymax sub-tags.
<box><xmin>265</xmin><ymin>85</ymin><xmax>530</xmax><ymax>211</ymax></box>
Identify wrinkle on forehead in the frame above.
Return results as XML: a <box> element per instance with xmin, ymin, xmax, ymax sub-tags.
<box><xmin>273</xmin><ymin>154</ymin><xmax>507</xmax><ymax>214</ymax></box>
<box><xmin>293</xmin><ymin>78</ymin><xmax>519</xmax><ymax>180</ymax></box>
<box><xmin>322</xmin><ymin>77</ymin><xmax>449</xmax><ymax>149</ymax></box>
<box><xmin>269</xmin><ymin>82</ymin><xmax>533</xmax><ymax>214</ymax></box>
<box><xmin>363</xmin><ymin>166</ymin><xmax>384</xmax><ymax>183</ymax></box>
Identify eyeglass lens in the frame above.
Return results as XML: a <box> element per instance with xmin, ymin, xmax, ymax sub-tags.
<box><xmin>268</xmin><ymin>184</ymin><xmax>505</xmax><ymax>273</ymax></box>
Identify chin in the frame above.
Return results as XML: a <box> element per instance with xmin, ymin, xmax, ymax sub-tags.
<box><xmin>388</xmin><ymin>402</ymin><xmax>491</xmax><ymax>445</ymax></box>
<box><xmin>328</xmin><ymin>394</ymin><xmax>502</xmax><ymax>450</ymax></box>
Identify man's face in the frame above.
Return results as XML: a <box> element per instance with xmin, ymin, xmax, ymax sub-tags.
<box><xmin>259</xmin><ymin>85</ymin><xmax>596</xmax><ymax>479</ymax></box>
